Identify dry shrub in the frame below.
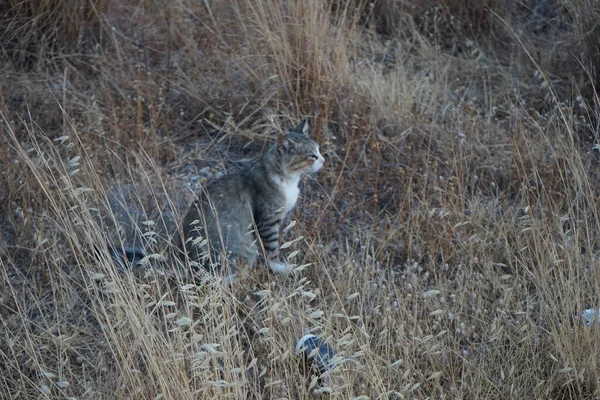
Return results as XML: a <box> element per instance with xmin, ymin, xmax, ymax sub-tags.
<box><xmin>159</xmin><ymin>0</ymin><xmax>364</xmax><ymax>133</ymax></box>
<box><xmin>0</xmin><ymin>0</ymin><xmax>108</xmax><ymax>65</ymax></box>
<box><xmin>560</xmin><ymin>0</ymin><xmax>600</xmax><ymax>96</ymax></box>
<box><xmin>369</xmin><ymin>0</ymin><xmax>510</xmax><ymax>40</ymax></box>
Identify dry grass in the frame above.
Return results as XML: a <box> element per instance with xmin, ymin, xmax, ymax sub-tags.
<box><xmin>1</xmin><ymin>0</ymin><xmax>600</xmax><ymax>398</ymax></box>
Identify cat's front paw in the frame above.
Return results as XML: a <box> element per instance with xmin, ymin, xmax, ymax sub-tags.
<box><xmin>269</xmin><ymin>260</ymin><xmax>293</xmax><ymax>275</ymax></box>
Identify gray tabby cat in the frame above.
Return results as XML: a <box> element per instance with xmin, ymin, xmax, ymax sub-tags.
<box><xmin>108</xmin><ymin>120</ymin><xmax>324</xmax><ymax>284</ymax></box>
<box><xmin>179</xmin><ymin>119</ymin><xmax>324</xmax><ymax>283</ymax></box>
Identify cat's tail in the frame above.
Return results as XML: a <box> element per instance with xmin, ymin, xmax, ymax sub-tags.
<box><xmin>106</xmin><ymin>245</ymin><xmax>147</xmax><ymax>269</ymax></box>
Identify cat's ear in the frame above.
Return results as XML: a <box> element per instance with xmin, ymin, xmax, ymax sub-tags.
<box><xmin>277</xmin><ymin>134</ymin><xmax>290</xmax><ymax>153</ymax></box>
<box><xmin>291</xmin><ymin>119</ymin><xmax>310</xmax><ymax>137</ymax></box>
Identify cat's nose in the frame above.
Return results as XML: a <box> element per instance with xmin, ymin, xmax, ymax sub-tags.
<box><xmin>312</xmin><ymin>155</ymin><xmax>325</xmax><ymax>172</ymax></box>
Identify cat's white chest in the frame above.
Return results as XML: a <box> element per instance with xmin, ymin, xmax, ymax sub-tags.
<box><xmin>273</xmin><ymin>176</ymin><xmax>300</xmax><ymax>214</ymax></box>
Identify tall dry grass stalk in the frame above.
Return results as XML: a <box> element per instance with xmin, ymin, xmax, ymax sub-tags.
<box><xmin>2</xmin><ymin>0</ymin><xmax>600</xmax><ymax>398</ymax></box>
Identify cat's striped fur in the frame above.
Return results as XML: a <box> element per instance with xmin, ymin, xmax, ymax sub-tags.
<box><xmin>179</xmin><ymin>119</ymin><xmax>324</xmax><ymax>282</ymax></box>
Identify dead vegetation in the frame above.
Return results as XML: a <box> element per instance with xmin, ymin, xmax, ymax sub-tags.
<box><xmin>1</xmin><ymin>0</ymin><xmax>600</xmax><ymax>398</ymax></box>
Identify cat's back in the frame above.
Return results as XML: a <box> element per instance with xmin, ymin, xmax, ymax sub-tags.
<box><xmin>202</xmin><ymin>168</ymin><xmax>255</xmax><ymax>209</ymax></box>
<box><xmin>184</xmin><ymin>167</ymin><xmax>260</xmax><ymax>232</ymax></box>
<box><xmin>208</xmin><ymin>162</ymin><xmax>283</xmax><ymax>204</ymax></box>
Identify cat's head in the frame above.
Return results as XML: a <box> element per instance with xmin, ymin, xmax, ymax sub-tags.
<box><xmin>274</xmin><ymin>120</ymin><xmax>325</xmax><ymax>177</ymax></box>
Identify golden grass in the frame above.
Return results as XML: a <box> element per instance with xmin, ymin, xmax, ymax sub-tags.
<box><xmin>1</xmin><ymin>0</ymin><xmax>600</xmax><ymax>398</ymax></box>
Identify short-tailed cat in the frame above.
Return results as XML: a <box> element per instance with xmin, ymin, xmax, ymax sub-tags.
<box><xmin>179</xmin><ymin>119</ymin><xmax>324</xmax><ymax>282</ymax></box>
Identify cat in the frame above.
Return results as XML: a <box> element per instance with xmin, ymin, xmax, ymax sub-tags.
<box><xmin>178</xmin><ymin>119</ymin><xmax>324</xmax><ymax>283</ymax></box>
<box><xmin>108</xmin><ymin>119</ymin><xmax>324</xmax><ymax>284</ymax></box>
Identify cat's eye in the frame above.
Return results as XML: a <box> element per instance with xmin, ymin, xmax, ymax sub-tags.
<box><xmin>308</xmin><ymin>155</ymin><xmax>318</xmax><ymax>160</ymax></box>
